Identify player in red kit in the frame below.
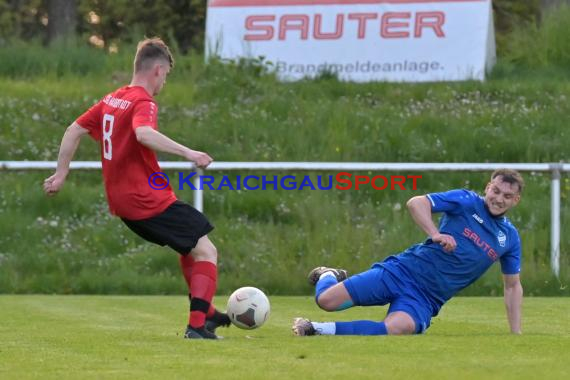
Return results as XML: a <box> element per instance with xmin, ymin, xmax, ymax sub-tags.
<box><xmin>43</xmin><ymin>37</ymin><xmax>229</xmax><ymax>339</ymax></box>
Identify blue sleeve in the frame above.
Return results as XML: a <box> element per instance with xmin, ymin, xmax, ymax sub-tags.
<box><xmin>426</xmin><ymin>189</ymin><xmax>477</xmax><ymax>214</ymax></box>
<box><xmin>500</xmin><ymin>230</ymin><xmax>521</xmax><ymax>275</ymax></box>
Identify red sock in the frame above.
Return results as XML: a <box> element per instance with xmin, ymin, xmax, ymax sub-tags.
<box><xmin>179</xmin><ymin>255</ymin><xmax>218</xmax><ymax>322</ymax></box>
<box><xmin>179</xmin><ymin>255</ymin><xmax>194</xmax><ymax>289</ymax></box>
<box><xmin>189</xmin><ymin>261</ymin><xmax>217</xmax><ymax>328</ymax></box>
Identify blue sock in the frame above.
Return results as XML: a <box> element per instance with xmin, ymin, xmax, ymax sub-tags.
<box><xmin>315</xmin><ymin>274</ymin><xmax>338</xmax><ymax>301</ymax></box>
<box><xmin>334</xmin><ymin>320</ymin><xmax>388</xmax><ymax>335</ymax></box>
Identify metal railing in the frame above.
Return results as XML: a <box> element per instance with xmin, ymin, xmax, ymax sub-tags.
<box><xmin>1</xmin><ymin>161</ymin><xmax>566</xmax><ymax>277</ymax></box>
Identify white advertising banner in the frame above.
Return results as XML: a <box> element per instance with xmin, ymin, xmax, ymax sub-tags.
<box><xmin>205</xmin><ymin>0</ymin><xmax>496</xmax><ymax>82</ymax></box>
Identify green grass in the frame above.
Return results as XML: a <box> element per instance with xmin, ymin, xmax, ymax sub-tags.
<box><xmin>0</xmin><ymin>295</ymin><xmax>569</xmax><ymax>380</ymax></box>
<box><xmin>500</xmin><ymin>5</ymin><xmax>570</xmax><ymax>69</ymax></box>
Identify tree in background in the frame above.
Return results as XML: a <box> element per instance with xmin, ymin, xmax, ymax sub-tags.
<box><xmin>46</xmin><ymin>0</ymin><xmax>76</xmax><ymax>44</ymax></box>
<box><xmin>0</xmin><ymin>0</ymin><xmax>47</xmax><ymax>44</ymax></box>
<box><xmin>541</xmin><ymin>0</ymin><xmax>570</xmax><ymax>11</ymax></box>
<box><xmin>0</xmin><ymin>0</ymin><xmax>206</xmax><ymax>52</ymax></box>
<box><xmin>77</xmin><ymin>0</ymin><xmax>206</xmax><ymax>53</ymax></box>
<box><xmin>170</xmin><ymin>0</ymin><xmax>207</xmax><ymax>53</ymax></box>
<box><xmin>539</xmin><ymin>0</ymin><xmax>570</xmax><ymax>22</ymax></box>
<box><xmin>493</xmin><ymin>0</ymin><xmax>540</xmax><ymax>54</ymax></box>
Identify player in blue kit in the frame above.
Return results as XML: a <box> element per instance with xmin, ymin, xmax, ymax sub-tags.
<box><xmin>292</xmin><ymin>169</ymin><xmax>524</xmax><ymax>336</ymax></box>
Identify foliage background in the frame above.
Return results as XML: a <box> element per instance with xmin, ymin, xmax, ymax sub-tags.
<box><xmin>0</xmin><ymin>1</ymin><xmax>569</xmax><ymax>296</ymax></box>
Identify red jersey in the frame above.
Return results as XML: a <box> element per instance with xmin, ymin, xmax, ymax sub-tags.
<box><xmin>76</xmin><ymin>86</ymin><xmax>177</xmax><ymax>220</ymax></box>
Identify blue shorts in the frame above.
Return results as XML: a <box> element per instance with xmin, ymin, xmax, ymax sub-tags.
<box><xmin>343</xmin><ymin>264</ymin><xmax>434</xmax><ymax>334</ymax></box>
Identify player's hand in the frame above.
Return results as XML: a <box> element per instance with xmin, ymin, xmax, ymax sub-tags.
<box><xmin>187</xmin><ymin>150</ymin><xmax>213</xmax><ymax>169</ymax></box>
<box><xmin>43</xmin><ymin>172</ymin><xmax>67</xmax><ymax>196</ymax></box>
<box><xmin>432</xmin><ymin>233</ymin><xmax>456</xmax><ymax>253</ymax></box>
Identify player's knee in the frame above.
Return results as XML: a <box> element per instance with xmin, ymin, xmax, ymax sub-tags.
<box><xmin>386</xmin><ymin>319</ymin><xmax>416</xmax><ymax>335</ymax></box>
<box><xmin>315</xmin><ymin>293</ymin><xmax>337</xmax><ymax>311</ymax></box>
<box><xmin>388</xmin><ymin>325</ymin><xmax>415</xmax><ymax>335</ymax></box>
<box><xmin>206</xmin><ymin>245</ymin><xmax>218</xmax><ymax>261</ymax></box>
<box><xmin>385</xmin><ymin>311</ymin><xmax>417</xmax><ymax>335</ymax></box>
<box><xmin>201</xmin><ymin>244</ymin><xmax>217</xmax><ymax>261</ymax></box>
<box><xmin>191</xmin><ymin>238</ymin><xmax>218</xmax><ymax>262</ymax></box>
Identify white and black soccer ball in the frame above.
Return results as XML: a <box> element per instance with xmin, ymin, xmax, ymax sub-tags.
<box><xmin>226</xmin><ymin>286</ymin><xmax>270</xmax><ymax>330</ymax></box>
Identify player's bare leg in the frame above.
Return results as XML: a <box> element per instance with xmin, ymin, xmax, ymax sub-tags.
<box><xmin>315</xmin><ymin>282</ymin><xmax>353</xmax><ymax>311</ymax></box>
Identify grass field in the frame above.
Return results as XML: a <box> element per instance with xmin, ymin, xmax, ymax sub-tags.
<box><xmin>1</xmin><ymin>295</ymin><xmax>569</xmax><ymax>380</ymax></box>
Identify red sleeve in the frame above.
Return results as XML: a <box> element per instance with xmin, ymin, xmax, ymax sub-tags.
<box><xmin>76</xmin><ymin>101</ymin><xmax>103</xmax><ymax>141</ymax></box>
<box><xmin>132</xmin><ymin>101</ymin><xmax>159</xmax><ymax>131</ymax></box>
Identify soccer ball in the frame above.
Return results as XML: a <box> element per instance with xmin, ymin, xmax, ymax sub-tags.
<box><xmin>226</xmin><ymin>286</ymin><xmax>270</xmax><ymax>330</ymax></box>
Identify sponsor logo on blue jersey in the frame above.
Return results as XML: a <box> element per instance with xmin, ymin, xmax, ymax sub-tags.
<box><xmin>497</xmin><ymin>231</ymin><xmax>506</xmax><ymax>247</ymax></box>
<box><xmin>463</xmin><ymin>227</ymin><xmax>498</xmax><ymax>261</ymax></box>
<box><xmin>471</xmin><ymin>213</ymin><xmax>484</xmax><ymax>224</ymax></box>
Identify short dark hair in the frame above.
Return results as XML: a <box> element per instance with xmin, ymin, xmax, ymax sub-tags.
<box><xmin>491</xmin><ymin>169</ymin><xmax>524</xmax><ymax>193</ymax></box>
<box><xmin>134</xmin><ymin>37</ymin><xmax>174</xmax><ymax>73</ymax></box>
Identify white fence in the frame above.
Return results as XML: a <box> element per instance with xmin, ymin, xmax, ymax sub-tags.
<box><xmin>1</xmin><ymin>161</ymin><xmax>566</xmax><ymax>278</ymax></box>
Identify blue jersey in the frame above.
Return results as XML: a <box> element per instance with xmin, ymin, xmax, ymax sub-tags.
<box><xmin>379</xmin><ymin>189</ymin><xmax>521</xmax><ymax>309</ymax></box>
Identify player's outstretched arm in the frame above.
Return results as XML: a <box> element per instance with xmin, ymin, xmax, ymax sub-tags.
<box><xmin>406</xmin><ymin>195</ymin><xmax>457</xmax><ymax>252</ymax></box>
<box><xmin>135</xmin><ymin>126</ymin><xmax>213</xmax><ymax>168</ymax></box>
<box><xmin>43</xmin><ymin>122</ymin><xmax>89</xmax><ymax>196</ymax></box>
<box><xmin>503</xmin><ymin>274</ymin><xmax>523</xmax><ymax>334</ymax></box>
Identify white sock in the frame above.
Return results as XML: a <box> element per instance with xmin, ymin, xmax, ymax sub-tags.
<box><xmin>312</xmin><ymin>322</ymin><xmax>336</xmax><ymax>335</ymax></box>
<box><xmin>319</xmin><ymin>271</ymin><xmax>336</xmax><ymax>281</ymax></box>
